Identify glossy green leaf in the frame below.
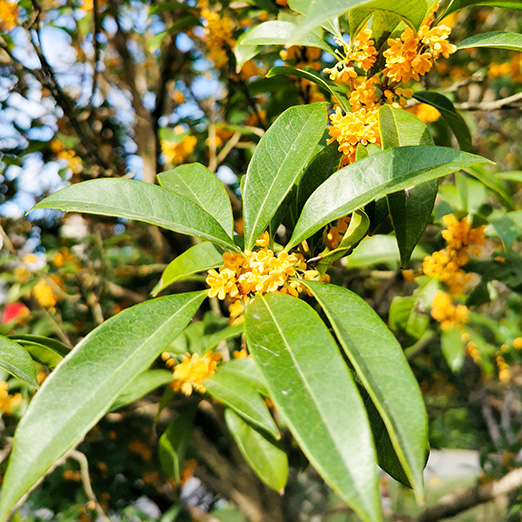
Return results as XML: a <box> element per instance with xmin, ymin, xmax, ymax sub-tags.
<box><xmin>239</xmin><ymin>21</ymin><xmax>334</xmax><ymax>54</ymax></box>
<box><xmin>110</xmin><ymin>370</ymin><xmax>174</xmax><ymax>411</ymax></box>
<box><xmin>348</xmin><ymin>0</ymin><xmax>429</xmax><ymax>37</ymax></box>
<box><xmin>158</xmin><ymin>163</ymin><xmax>234</xmax><ymax>236</ymax></box>
<box><xmin>465</xmin><ymin>166</ymin><xmax>514</xmax><ymax>211</ymax></box>
<box><xmin>267</xmin><ymin>66</ymin><xmax>350</xmax><ymax>113</ymax></box>
<box><xmin>356</xmin><ymin>143</ymin><xmax>381</xmax><ymax>161</ymax></box>
<box><xmin>459</xmin><ymin>31</ymin><xmax>522</xmax><ymax>51</ymax></box>
<box><xmin>225</xmin><ymin>409</ymin><xmax>288</xmax><ymax>491</ymax></box>
<box><xmin>413</xmin><ymin>91</ymin><xmax>472</xmax><ymax>152</ymax></box>
<box><xmin>304</xmin><ymin>281</ymin><xmax>428</xmax><ymax>499</ymax></box>
<box><xmin>31</xmin><ymin>179</ymin><xmax>237</xmax><ymax>251</ymax></box>
<box><xmin>379</xmin><ymin>105</ymin><xmax>437</xmax><ymax>266</ymax></box>
<box><xmin>389</xmin><ymin>296</ymin><xmax>429</xmax><ymax>345</ymax></box>
<box><xmin>495</xmin><ymin>170</ymin><xmax>522</xmax><ymax>183</ymax></box>
<box><xmin>8</xmin><ymin>335</ymin><xmax>69</xmax><ymax>369</ymax></box>
<box><xmin>287</xmin><ymin>146</ymin><xmax>491</xmax><ymax>249</ymax></box>
<box><xmin>204</xmin><ymin>367</ymin><xmax>279</xmax><ymax>440</ymax></box>
<box><xmin>444</xmin><ymin>0</ymin><xmax>522</xmax><ymax>18</ymax></box>
<box><xmin>189</xmin><ymin>322</ymin><xmax>243</xmax><ymax>355</ymax></box>
<box><xmin>242</xmin><ymin>102</ymin><xmax>327</xmax><ymax>249</ymax></box>
<box><xmin>159</xmin><ymin>406</ymin><xmax>197</xmax><ymax>482</ymax></box>
<box><xmin>0</xmin><ymin>291</ymin><xmax>206</xmax><ymax>520</ymax></box>
<box><xmin>0</xmin><ymin>336</ymin><xmax>39</xmax><ymax>388</ymax></box>
<box><xmin>245</xmin><ymin>293</ymin><xmax>381</xmax><ymax>522</ymax></box>
<box><xmin>152</xmin><ymin>242</ymin><xmax>224</xmax><ymax>296</ymax></box>
<box><xmin>8</xmin><ymin>335</ymin><xmax>70</xmax><ymax>357</ymax></box>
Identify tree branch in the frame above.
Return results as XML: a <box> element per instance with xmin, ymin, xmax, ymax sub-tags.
<box><xmin>417</xmin><ymin>467</ymin><xmax>522</xmax><ymax>521</ymax></box>
<box><xmin>454</xmin><ymin>91</ymin><xmax>522</xmax><ymax>111</ymax></box>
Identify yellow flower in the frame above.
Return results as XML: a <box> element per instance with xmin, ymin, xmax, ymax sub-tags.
<box><xmin>327</xmin><ymin>215</ymin><xmax>350</xmax><ymax>249</ymax></box>
<box><xmin>200</xmin><ymin>8</ymin><xmax>235</xmax><ymax>68</ymax></box>
<box><xmin>172</xmin><ymin>352</ymin><xmax>221</xmax><ymax>396</ymax></box>
<box><xmin>407</xmin><ymin>103</ymin><xmax>440</xmax><ymax>123</ymax></box>
<box><xmin>430</xmin><ymin>291</ymin><xmax>468</xmax><ymax>330</ymax></box>
<box><xmin>57</xmin><ymin>149</ymin><xmax>82</xmax><ymax>174</ymax></box>
<box><xmin>0</xmin><ymin>381</ymin><xmax>21</xmax><ymax>414</ymax></box>
<box><xmin>161</xmin><ymin>127</ymin><xmax>197</xmax><ymax>165</ymax></box>
<box><xmin>53</xmin><ymin>247</ymin><xmax>78</xmax><ymax>268</ymax></box>
<box><xmin>496</xmin><ymin>354</ymin><xmax>510</xmax><ymax>384</ymax></box>
<box><xmin>32</xmin><ymin>279</ymin><xmax>57</xmax><ymax>308</ymax></box>
<box><xmin>0</xmin><ymin>0</ymin><xmax>19</xmax><ymax>32</ymax></box>
<box><xmin>327</xmin><ymin>106</ymin><xmax>381</xmax><ymax>165</ymax></box>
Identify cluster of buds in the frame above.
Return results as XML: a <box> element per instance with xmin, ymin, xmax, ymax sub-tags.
<box><xmin>430</xmin><ymin>290</ymin><xmax>469</xmax><ymax>331</ymax></box>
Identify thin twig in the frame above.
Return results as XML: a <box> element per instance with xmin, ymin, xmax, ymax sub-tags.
<box><xmin>454</xmin><ymin>91</ymin><xmax>522</xmax><ymax>111</ymax></box>
<box><xmin>88</xmin><ymin>0</ymin><xmax>102</xmax><ymax>115</ymax></box>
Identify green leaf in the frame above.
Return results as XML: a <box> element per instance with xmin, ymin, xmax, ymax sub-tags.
<box><xmin>348</xmin><ymin>0</ymin><xmax>429</xmax><ymax>37</ymax></box>
<box><xmin>204</xmin><ymin>367</ymin><xmax>279</xmax><ymax>440</ymax></box>
<box><xmin>444</xmin><ymin>0</ymin><xmax>522</xmax><ymax>18</ymax></box>
<box><xmin>245</xmin><ymin>293</ymin><xmax>381</xmax><ymax>522</ymax></box>
<box><xmin>379</xmin><ymin>105</ymin><xmax>437</xmax><ymax>266</ymax></box>
<box><xmin>266</xmin><ymin>66</ymin><xmax>350</xmax><ymax>113</ymax></box>
<box><xmin>0</xmin><ymin>291</ymin><xmax>206</xmax><ymax>519</ymax></box>
<box><xmin>242</xmin><ymin>102</ymin><xmax>327</xmax><ymax>249</ymax></box>
<box><xmin>345</xmin><ymin>235</ymin><xmax>427</xmax><ymax>268</ymax></box>
<box><xmin>0</xmin><ymin>336</ymin><xmax>39</xmax><ymax>388</ymax></box>
<box><xmin>441</xmin><ymin>328</ymin><xmax>465</xmax><ymax>372</ymax></box>
<box><xmin>198</xmin><ymin>323</ymin><xmax>244</xmax><ymax>354</ymax></box>
<box><xmin>31</xmin><ymin>179</ymin><xmax>237</xmax><ymax>251</ymax></box>
<box><xmin>239</xmin><ymin>21</ymin><xmax>335</xmax><ymax>54</ymax></box>
<box><xmin>495</xmin><ymin>171</ymin><xmax>522</xmax><ymax>183</ymax></box>
<box><xmin>291</xmin><ymin>0</ymin><xmax>425</xmax><ymax>42</ymax></box>
<box><xmin>458</xmin><ymin>31</ymin><xmax>522</xmax><ymax>51</ymax></box>
<box><xmin>234</xmin><ymin>29</ymin><xmax>260</xmax><ymax>69</ymax></box>
<box><xmin>287</xmin><ymin>146</ymin><xmax>491</xmax><ymax>249</ymax></box>
<box><xmin>110</xmin><ymin>370</ymin><xmax>174</xmax><ymax>411</ymax></box>
<box><xmin>303</xmin><ymin>281</ymin><xmax>428</xmax><ymax>499</ymax></box>
<box><xmin>216</xmin><ymin>358</ymin><xmax>268</xmax><ymax>396</ymax></box>
<box><xmin>486</xmin><ymin>210</ymin><xmax>522</xmax><ymax>249</ymax></box>
<box><xmin>152</xmin><ymin>242</ymin><xmax>224</xmax><ymax>296</ymax></box>
<box><xmin>412</xmin><ymin>91</ymin><xmax>472</xmax><ymax>152</ymax></box>
<box><xmin>7</xmin><ymin>335</ymin><xmax>70</xmax><ymax>357</ymax></box>
<box><xmin>389</xmin><ymin>296</ymin><xmax>429</xmax><ymax>345</ymax></box>
<box><xmin>8</xmin><ymin>335</ymin><xmax>70</xmax><ymax>369</ymax></box>
<box><xmin>225</xmin><ymin>409</ymin><xmax>288</xmax><ymax>491</ymax></box>
<box><xmin>465</xmin><ymin>166</ymin><xmax>515</xmax><ymax>211</ymax></box>
<box><xmin>159</xmin><ymin>406</ymin><xmax>197</xmax><ymax>482</ymax></box>
<box><xmin>158</xmin><ymin>163</ymin><xmax>234</xmax><ymax>236</ymax></box>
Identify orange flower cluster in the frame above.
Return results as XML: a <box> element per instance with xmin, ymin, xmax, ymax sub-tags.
<box><xmin>171</xmin><ymin>352</ymin><xmax>221</xmax><ymax>396</ymax></box>
<box><xmin>325</xmin><ymin>3</ymin><xmax>456</xmax><ymax>165</ymax></box>
<box><xmin>161</xmin><ymin>127</ymin><xmax>197</xmax><ymax>165</ymax></box>
<box><xmin>430</xmin><ymin>290</ymin><xmax>468</xmax><ymax>331</ymax></box>
<box><xmin>51</xmin><ymin>140</ymin><xmax>82</xmax><ymax>174</ymax></box>
<box><xmin>0</xmin><ymin>0</ymin><xmax>18</xmax><ymax>32</ymax></box>
<box><xmin>32</xmin><ymin>279</ymin><xmax>58</xmax><ymax>308</ymax></box>
<box><xmin>206</xmin><ymin>233</ymin><xmax>326</xmax><ymax>320</ymax></box>
<box><xmin>496</xmin><ymin>354</ymin><xmax>510</xmax><ymax>384</ymax></box>
<box><xmin>422</xmin><ymin>214</ymin><xmax>485</xmax><ymax>295</ymax></box>
<box><xmin>200</xmin><ymin>5</ymin><xmax>235</xmax><ymax>68</ymax></box>
<box><xmin>407</xmin><ymin>103</ymin><xmax>441</xmax><ymax>123</ymax></box>
<box><xmin>327</xmin><ymin>215</ymin><xmax>351</xmax><ymax>249</ymax></box>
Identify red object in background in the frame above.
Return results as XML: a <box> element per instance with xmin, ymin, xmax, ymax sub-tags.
<box><xmin>1</xmin><ymin>302</ymin><xmax>30</xmax><ymax>324</ymax></box>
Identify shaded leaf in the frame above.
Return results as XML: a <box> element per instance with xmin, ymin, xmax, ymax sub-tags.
<box><xmin>443</xmin><ymin>0</ymin><xmax>522</xmax><ymax>18</ymax></box>
<box><xmin>245</xmin><ymin>293</ymin><xmax>381</xmax><ymax>522</ymax></box>
<box><xmin>225</xmin><ymin>409</ymin><xmax>288</xmax><ymax>491</ymax></box>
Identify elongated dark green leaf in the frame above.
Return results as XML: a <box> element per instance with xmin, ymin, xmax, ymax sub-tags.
<box><xmin>0</xmin><ymin>336</ymin><xmax>39</xmax><ymax>388</ymax></box>
<box><xmin>304</xmin><ymin>281</ymin><xmax>427</xmax><ymax>500</ymax></box>
<box><xmin>8</xmin><ymin>335</ymin><xmax>70</xmax><ymax>357</ymax></box>
<box><xmin>348</xmin><ymin>0</ymin><xmax>429</xmax><ymax>37</ymax></box>
<box><xmin>465</xmin><ymin>166</ymin><xmax>515</xmax><ymax>210</ymax></box>
<box><xmin>225</xmin><ymin>409</ymin><xmax>288</xmax><ymax>491</ymax></box>
<box><xmin>239</xmin><ymin>21</ymin><xmax>334</xmax><ymax>54</ymax></box>
<box><xmin>444</xmin><ymin>0</ymin><xmax>522</xmax><ymax>18</ymax></box>
<box><xmin>201</xmin><ymin>323</ymin><xmax>244</xmax><ymax>353</ymax></box>
<box><xmin>31</xmin><ymin>179</ymin><xmax>237</xmax><ymax>251</ymax></box>
<box><xmin>11</xmin><ymin>341</ymin><xmax>63</xmax><ymax>369</ymax></box>
<box><xmin>110</xmin><ymin>370</ymin><xmax>174</xmax><ymax>411</ymax></box>
<box><xmin>159</xmin><ymin>406</ymin><xmax>197</xmax><ymax>482</ymax></box>
<box><xmin>216</xmin><ymin>358</ymin><xmax>268</xmax><ymax>396</ymax></box>
<box><xmin>496</xmin><ymin>170</ymin><xmax>522</xmax><ymax>183</ymax></box>
<box><xmin>267</xmin><ymin>66</ymin><xmax>350</xmax><ymax>113</ymax></box>
<box><xmin>287</xmin><ymin>146</ymin><xmax>491</xmax><ymax>249</ymax></box>
<box><xmin>152</xmin><ymin>242</ymin><xmax>224</xmax><ymax>296</ymax></box>
<box><xmin>458</xmin><ymin>31</ymin><xmax>522</xmax><ymax>51</ymax></box>
<box><xmin>242</xmin><ymin>102</ymin><xmax>327</xmax><ymax>249</ymax></box>
<box><xmin>413</xmin><ymin>91</ymin><xmax>472</xmax><ymax>152</ymax></box>
<box><xmin>0</xmin><ymin>291</ymin><xmax>206</xmax><ymax>520</ymax></box>
<box><xmin>245</xmin><ymin>293</ymin><xmax>381</xmax><ymax>522</ymax></box>
<box><xmin>204</xmin><ymin>368</ymin><xmax>279</xmax><ymax>440</ymax></box>
<box><xmin>486</xmin><ymin>210</ymin><xmax>522</xmax><ymax>249</ymax></box>
<box><xmin>158</xmin><ymin>163</ymin><xmax>234</xmax><ymax>236</ymax></box>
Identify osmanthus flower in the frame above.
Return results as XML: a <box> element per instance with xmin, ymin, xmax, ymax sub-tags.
<box><xmin>206</xmin><ymin>232</ymin><xmax>327</xmax><ymax>323</ymax></box>
<box><xmin>199</xmin><ymin>2</ymin><xmax>235</xmax><ymax>69</ymax></box>
<box><xmin>171</xmin><ymin>352</ymin><xmax>222</xmax><ymax>396</ymax></box>
<box><xmin>160</xmin><ymin>126</ymin><xmax>197</xmax><ymax>166</ymax></box>
<box><xmin>430</xmin><ymin>290</ymin><xmax>469</xmax><ymax>331</ymax></box>
<box><xmin>0</xmin><ymin>381</ymin><xmax>21</xmax><ymax>415</ymax></box>
<box><xmin>0</xmin><ymin>0</ymin><xmax>19</xmax><ymax>32</ymax></box>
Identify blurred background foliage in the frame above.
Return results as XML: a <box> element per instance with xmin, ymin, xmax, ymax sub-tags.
<box><xmin>0</xmin><ymin>0</ymin><xmax>522</xmax><ymax>520</ymax></box>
